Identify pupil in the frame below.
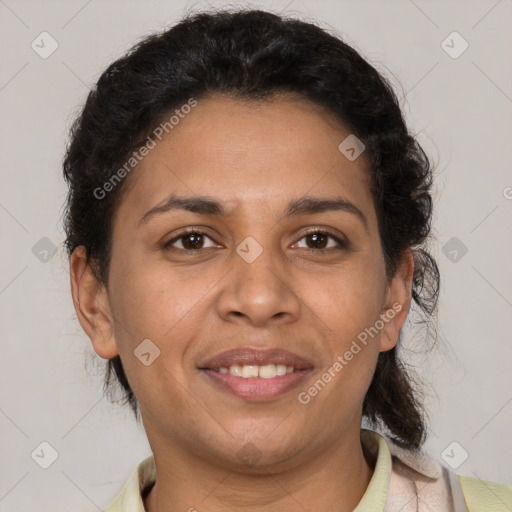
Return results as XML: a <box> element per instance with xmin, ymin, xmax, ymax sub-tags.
<box><xmin>181</xmin><ymin>233</ymin><xmax>328</xmax><ymax>250</ymax></box>
<box><xmin>185</xmin><ymin>234</ymin><xmax>202</xmax><ymax>249</ymax></box>
<box><xmin>309</xmin><ymin>233</ymin><xmax>326</xmax><ymax>249</ymax></box>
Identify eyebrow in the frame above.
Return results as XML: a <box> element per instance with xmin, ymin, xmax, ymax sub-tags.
<box><xmin>139</xmin><ymin>194</ymin><xmax>367</xmax><ymax>229</ymax></box>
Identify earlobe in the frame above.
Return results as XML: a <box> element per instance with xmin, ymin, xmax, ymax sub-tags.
<box><xmin>69</xmin><ymin>246</ymin><xmax>119</xmax><ymax>359</ymax></box>
<box><xmin>379</xmin><ymin>249</ymin><xmax>414</xmax><ymax>352</ymax></box>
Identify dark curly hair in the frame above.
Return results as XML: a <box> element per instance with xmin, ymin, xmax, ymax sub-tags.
<box><xmin>62</xmin><ymin>8</ymin><xmax>439</xmax><ymax>450</ymax></box>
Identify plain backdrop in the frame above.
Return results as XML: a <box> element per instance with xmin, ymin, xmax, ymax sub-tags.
<box><xmin>0</xmin><ymin>0</ymin><xmax>511</xmax><ymax>510</ymax></box>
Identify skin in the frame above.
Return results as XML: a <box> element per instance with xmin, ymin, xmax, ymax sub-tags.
<box><xmin>70</xmin><ymin>94</ymin><xmax>413</xmax><ymax>512</ymax></box>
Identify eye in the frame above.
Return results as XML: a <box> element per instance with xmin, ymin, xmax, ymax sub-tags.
<box><xmin>163</xmin><ymin>227</ymin><xmax>349</xmax><ymax>253</ymax></box>
<box><xmin>294</xmin><ymin>229</ymin><xmax>348</xmax><ymax>251</ymax></box>
<box><xmin>163</xmin><ymin>228</ymin><xmax>219</xmax><ymax>251</ymax></box>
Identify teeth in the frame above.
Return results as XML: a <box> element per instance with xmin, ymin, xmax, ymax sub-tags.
<box><xmin>219</xmin><ymin>364</ymin><xmax>296</xmax><ymax>378</ymax></box>
<box><xmin>241</xmin><ymin>365</ymin><xmax>259</xmax><ymax>378</ymax></box>
<box><xmin>229</xmin><ymin>365</ymin><xmax>242</xmax><ymax>377</ymax></box>
<box><xmin>259</xmin><ymin>364</ymin><xmax>277</xmax><ymax>379</ymax></box>
<box><xmin>276</xmin><ymin>364</ymin><xmax>287</xmax><ymax>376</ymax></box>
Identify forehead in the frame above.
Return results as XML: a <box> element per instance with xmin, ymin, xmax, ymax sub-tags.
<box><xmin>117</xmin><ymin>94</ymin><xmax>375</xmax><ymax>224</ymax></box>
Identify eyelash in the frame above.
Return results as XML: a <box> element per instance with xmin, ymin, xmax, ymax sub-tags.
<box><xmin>162</xmin><ymin>227</ymin><xmax>349</xmax><ymax>253</ymax></box>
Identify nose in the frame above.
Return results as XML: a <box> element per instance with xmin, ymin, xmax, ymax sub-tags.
<box><xmin>215</xmin><ymin>245</ymin><xmax>302</xmax><ymax>328</ymax></box>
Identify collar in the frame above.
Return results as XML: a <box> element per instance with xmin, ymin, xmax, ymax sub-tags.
<box><xmin>103</xmin><ymin>429</ymin><xmax>441</xmax><ymax>512</ymax></box>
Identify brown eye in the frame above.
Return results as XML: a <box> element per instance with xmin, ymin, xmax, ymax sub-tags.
<box><xmin>295</xmin><ymin>230</ymin><xmax>348</xmax><ymax>251</ymax></box>
<box><xmin>164</xmin><ymin>230</ymin><xmax>218</xmax><ymax>251</ymax></box>
<box><xmin>305</xmin><ymin>232</ymin><xmax>328</xmax><ymax>249</ymax></box>
<box><xmin>180</xmin><ymin>233</ymin><xmax>205</xmax><ymax>250</ymax></box>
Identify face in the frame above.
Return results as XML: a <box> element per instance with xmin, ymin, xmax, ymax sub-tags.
<box><xmin>72</xmin><ymin>94</ymin><xmax>412</xmax><ymax>472</ymax></box>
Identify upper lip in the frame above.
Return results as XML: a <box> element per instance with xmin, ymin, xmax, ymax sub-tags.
<box><xmin>198</xmin><ymin>347</ymin><xmax>314</xmax><ymax>370</ymax></box>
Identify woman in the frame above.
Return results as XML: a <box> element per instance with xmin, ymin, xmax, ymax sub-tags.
<box><xmin>62</xmin><ymin>8</ymin><xmax>511</xmax><ymax>511</ymax></box>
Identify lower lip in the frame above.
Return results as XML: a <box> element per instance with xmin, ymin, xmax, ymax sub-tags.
<box><xmin>201</xmin><ymin>369</ymin><xmax>312</xmax><ymax>401</ymax></box>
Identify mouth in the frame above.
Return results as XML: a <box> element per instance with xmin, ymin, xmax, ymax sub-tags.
<box><xmin>198</xmin><ymin>347</ymin><xmax>314</xmax><ymax>401</ymax></box>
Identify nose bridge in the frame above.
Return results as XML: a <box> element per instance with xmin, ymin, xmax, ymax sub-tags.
<box><xmin>216</xmin><ymin>234</ymin><xmax>301</xmax><ymax>326</ymax></box>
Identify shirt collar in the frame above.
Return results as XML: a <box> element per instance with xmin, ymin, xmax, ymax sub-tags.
<box><xmin>353</xmin><ymin>430</ymin><xmax>391</xmax><ymax>511</ymax></box>
<box><xmin>103</xmin><ymin>453</ymin><xmax>155</xmax><ymax>512</ymax></box>
<box><xmin>104</xmin><ymin>430</ymin><xmax>412</xmax><ymax>512</ymax></box>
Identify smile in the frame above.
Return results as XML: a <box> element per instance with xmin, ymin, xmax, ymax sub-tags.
<box><xmin>199</xmin><ymin>347</ymin><xmax>314</xmax><ymax>401</ymax></box>
<box><xmin>218</xmin><ymin>364</ymin><xmax>295</xmax><ymax>378</ymax></box>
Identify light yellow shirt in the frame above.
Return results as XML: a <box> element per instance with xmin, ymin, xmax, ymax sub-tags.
<box><xmin>103</xmin><ymin>430</ymin><xmax>511</xmax><ymax>511</ymax></box>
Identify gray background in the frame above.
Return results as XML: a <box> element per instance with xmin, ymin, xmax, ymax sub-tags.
<box><xmin>0</xmin><ymin>0</ymin><xmax>511</xmax><ymax>510</ymax></box>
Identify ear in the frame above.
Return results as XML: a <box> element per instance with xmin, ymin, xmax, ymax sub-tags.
<box><xmin>379</xmin><ymin>249</ymin><xmax>414</xmax><ymax>352</ymax></box>
<box><xmin>69</xmin><ymin>246</ymin><xmax>119</xmax><ymax>359</ymax></box>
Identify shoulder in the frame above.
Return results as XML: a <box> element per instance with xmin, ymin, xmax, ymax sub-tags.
<box><xmin>367</xmin><ymin>430</ymin><xmax>512</xmax><ymax>511</ymax></box>
<box><xmin>459</xmin><ymin>475</ymin><xmax>512</xmax><ymax>511</ymax></box>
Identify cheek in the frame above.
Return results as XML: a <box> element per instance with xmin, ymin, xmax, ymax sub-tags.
<box><xmin>297</xmin><ymin>345</ymin><xmax>379</xmax><ymax>429</ymax></box>
<box><xmin>315</xmin><ymin>259</ymin><xmax>386</xmax><ymax>337</ymax></box>
<box><xmin>106</xmin><ymin>257</ymin><xmax>211</xmax><ymax>368</ymax></box>
<box><xmin>304</xmin><ymin>312</ymin><xmax>381</xmax><ymax>415</ymax></box>
<box><xmin>110</xmin><ymin>253</ymin><xmax>208</xmax><ymax>326</ymax></box>
<box><xmin>105</xmin><ymin>261</ymin><xmax>205</xmax><ymax>413</ymax></box>
<box><xmin>303</xmin><ymin>257</ymin><xmax>385</xmax><ymax>400</ymax></box>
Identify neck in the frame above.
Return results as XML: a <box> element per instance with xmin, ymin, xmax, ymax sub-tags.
<box><xmin>144</xmin><ymin>428</ymin><xmax>374</xmax><ymax>512</ymax></box>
